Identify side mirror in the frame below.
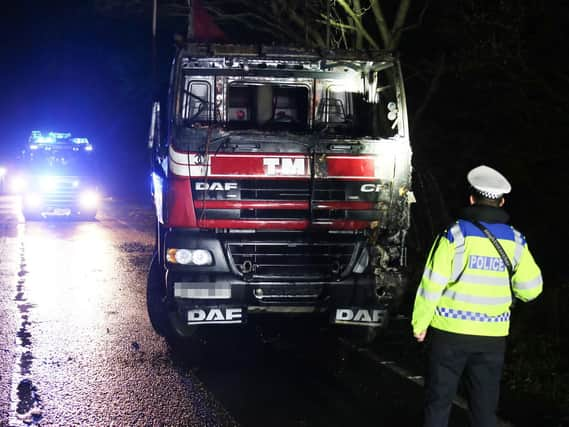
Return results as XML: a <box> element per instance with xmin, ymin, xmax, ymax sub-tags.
<box><xmin>148</xmin><ymin>101</ymin><xmax>161</xmax><ymax>150</ymax></box>
<box><xmin>148</xmin><ymin>101</ymin><xmax>166</xmax><ymax>178</ymax></box>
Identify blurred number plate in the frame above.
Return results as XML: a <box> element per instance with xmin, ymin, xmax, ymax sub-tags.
<box><xmin>52</xmin><ymin>208</ymin><xmax>71</xmax><ymax>216</ymax></box>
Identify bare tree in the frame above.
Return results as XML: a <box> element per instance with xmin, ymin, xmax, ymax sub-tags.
<box><xmin>92</xmin><ymin>1</ymin><xmax>424</xmax><ymax>51</ymax></box>
<box><xmin>161</xmin><ymin>0</ymin><xmax>422</xmax><ymax>51</ymax></box>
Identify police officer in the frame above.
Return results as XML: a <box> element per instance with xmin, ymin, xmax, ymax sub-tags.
<box><xmin>411</xmin><ymin>165</ymin><xmax>543</xmax><ymax>427</ymax></box>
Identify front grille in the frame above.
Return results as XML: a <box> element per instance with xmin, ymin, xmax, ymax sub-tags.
<box><xmin>196</xmin><ymin>208</ymin><xmax>308</xmax><ymax>220</ymax></box>
<box><xmin>240</xmin><ymin>180</ymin><xmax>310</xmax><ymax>200</ymax></box>
<box><xmin>192</xmin><ymin>179</ymin><xmax>386</xmax><ymax>202</ymax></box>
<box><xmin>225</xmin><ymin>234</ymin><xmax>361</xmax><ymax>279</ymax></box>
<box><xmin>42</xmin><ymin>182</ymin><xmax>80</xmax><ymax>207</ymax></box>
<box><xmin>193</xmin><ymin>179</ymin><xmax>388</xmax><ymax>221</ymax></box>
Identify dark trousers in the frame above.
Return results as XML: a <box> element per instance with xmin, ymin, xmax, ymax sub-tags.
<box><xmin>424</xmin><ymin>337</ymin><xmax>505</xmax><ymax>427</ymax></box>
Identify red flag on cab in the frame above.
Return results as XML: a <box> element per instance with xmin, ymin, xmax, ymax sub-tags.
<box><xmin>192</xmin><ymin>0</ymin><xmax>226</xmax><ymax>41</ymax></box>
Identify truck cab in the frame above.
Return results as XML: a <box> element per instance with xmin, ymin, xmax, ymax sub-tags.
<box><xmin>148</xmin><ymin>44</ymin><xmax>413</xmax><ymax>342</ymax></box>
<box><xmin>12</xmin><ymin>131</ymin><xmax>101</xmax><ymax>220</ymax></box>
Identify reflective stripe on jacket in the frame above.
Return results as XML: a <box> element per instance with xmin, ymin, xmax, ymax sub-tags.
<box><xmin>411</xmin><ymin>219</ymin><xmax>543</xmax><ymax>337</ymax></box>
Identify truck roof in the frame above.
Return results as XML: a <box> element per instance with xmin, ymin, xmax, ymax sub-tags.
<box><xmin>178</xmin><ymin>43</ymin><xmax>397</xmax><ymax>73</ymax></box>
<box><xmin>180</xmin><ymin>43</ymin><xmax>395</xmax><ymax>60</ymax></box>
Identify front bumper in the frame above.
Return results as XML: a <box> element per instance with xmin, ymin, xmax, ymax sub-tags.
<box><xmin>162</xmin><ymin>229</ymin><xmax>391</xmax><ymax>327</ymax></box>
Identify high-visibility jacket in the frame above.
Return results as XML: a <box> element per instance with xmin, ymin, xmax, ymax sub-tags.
<box><xmin>412</xmin><ymin>219</ymin><xmax>542</xmax><ymax>337</ymax></box>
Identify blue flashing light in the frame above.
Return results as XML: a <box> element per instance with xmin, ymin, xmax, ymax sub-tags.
<box><xmin>52</xmin><ymin>132</ymin><xmax>71</xmax><ymax>139</ymax></box>
<box><xmin>29</xmin><ymin>130</ymin><xmax>73</xmax><ymax>144</ymax></box>
<box><xmin>28</xmin><ymin>131</ymin><xmax>93</xmax><ymax>151</ymax></box>
<box><xmin>35</xmin><ymin>136</ymin><xmax>55</xmax><ymax>143</ymax></box>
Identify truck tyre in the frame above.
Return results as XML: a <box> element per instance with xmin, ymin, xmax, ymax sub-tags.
<box><xmin>147</xmin><ymin>252</ymin><xmax>199</xmax><ymax>344</ymax></box>
<box><xmin>147</xmin><ymin>252</ymin><xmax>171</xmax><ymax>338</ymax></box>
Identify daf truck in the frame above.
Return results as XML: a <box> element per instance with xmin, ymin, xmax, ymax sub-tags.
<box><xmin>147</xmin><ymin>43</ymin><xmax>414</xmax><ymax>343</ymax></box>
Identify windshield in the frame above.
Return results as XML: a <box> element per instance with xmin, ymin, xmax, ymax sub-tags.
<box><xmin>20</xmin><ymin>149</ymin><xmax>96</xmax><ymax>176</ymax></box>
<box><xmin>177</xmin><ymin>62</ymin><xmax>403</xmax><ymax>139</ymax></box>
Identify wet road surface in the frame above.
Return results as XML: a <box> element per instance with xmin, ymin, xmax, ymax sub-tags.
<box><xmin>0</xmin><ymin>195</ymin><xmax>489</xmax><ymax>426</ymax></box>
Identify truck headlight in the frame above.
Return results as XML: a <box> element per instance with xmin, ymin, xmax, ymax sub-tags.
<box><xmin>79</xmin><ymin>190</ymin><xmax>99</xmax><ymax>209</ymax></box>
<box><xmin>191</xmin><ymin>249</ymin><xmax>213</xmax><ymax>266</ymax></box>
<box><xmin>166</xmin><ymin>248</ymin><xmax>213</xmax><ymax>266</ymax></box>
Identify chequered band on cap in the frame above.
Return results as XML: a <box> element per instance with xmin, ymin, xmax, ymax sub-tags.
<box><xmin>470</xmin><ymin>186</ymin><xmax>503</xmax><ymax>200</ymax></box>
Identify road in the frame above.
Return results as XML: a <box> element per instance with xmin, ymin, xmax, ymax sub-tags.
<box><xmin>0</xmin><ymin>195</ymin><xmax>488</xmax><ymax>426</ymax></box>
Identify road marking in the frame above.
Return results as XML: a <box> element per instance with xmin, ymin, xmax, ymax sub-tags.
<box><xmin>8</xmin><ymin>224</ymin><xmax>44</xmax><ymax>426</ymax></box>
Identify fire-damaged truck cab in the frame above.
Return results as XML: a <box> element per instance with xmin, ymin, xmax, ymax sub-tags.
<box><xmin>148</xmin><ymin>43</ymin><xmax>413</xmax><ymax>342</ymax></box>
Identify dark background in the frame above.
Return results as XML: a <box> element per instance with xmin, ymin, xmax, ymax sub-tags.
<box><xmin>0</xmin><ymin>0</ymin><xmax>567</xmax><ymax>414</ymax></box>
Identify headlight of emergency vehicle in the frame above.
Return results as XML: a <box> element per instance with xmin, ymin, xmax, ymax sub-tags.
<box><xmin>167</xmin><ymin>248</ymin><xmax>213</xmax><ymax>266</ymax></box>
<box><xmin>79</xmin><ymin>190</ymin><xmax>99</xmax><ymax>209</ymax></box>
<box><xmin>10</xmin><ymin>176</ymin><xmax>27</xmax><ymax>193</ymax></box>
<box><xmin>24</xmin><ymin>192</ymin><xmax>42</xmax><ymax>207</ymax></box>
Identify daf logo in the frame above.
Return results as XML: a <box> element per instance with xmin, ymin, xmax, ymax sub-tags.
<box><xmin>263</xmin><ymin>157</ymin><xmax>306</xmax><ymax>176</ymax></box>
<box><xmin>187</xmin><ymin>307</ymin><xmax>243</xmax><ymax>324</ymax></box>
<box><xmin>195</xmin><ymin>182</ymin><xmax>238</xmax><ymax>191</ymax></box>
<box><xmin>360</xmin><ymin>183</ymin><xmax>382</xmax><ymax>192</ymax></box>
<box><xmin>334</xmin><ymin>308</ymin><xmax>383</xmax><ymax>326</ymax></box>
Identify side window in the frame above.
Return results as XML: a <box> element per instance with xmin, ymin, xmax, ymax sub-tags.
<box><xmin>182</xmin><ymin>80</ymin><xmax>211</xmax><ymax>122</ymax></box>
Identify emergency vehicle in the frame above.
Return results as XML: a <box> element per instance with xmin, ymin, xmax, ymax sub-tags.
<box><xmin>11</xmin><ymin>131</ymin><xmax>100</xmax><ymax>220</ymax></box>
<box><xmin>147</xmin><ymin>43</ymin><xmax>414</xmax><ymax>343</ymax></box>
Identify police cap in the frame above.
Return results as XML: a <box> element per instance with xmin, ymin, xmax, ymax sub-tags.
<box><xmin>467</xmin><ymin>165</ymin><xmax>511</xmax><ymax>199</ymax></box>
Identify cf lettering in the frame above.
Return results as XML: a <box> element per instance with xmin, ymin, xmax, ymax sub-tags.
<box><xmin>361</xmin><ymin>184</ymin><xmax>381</xmax><ymax>192</ymax></box>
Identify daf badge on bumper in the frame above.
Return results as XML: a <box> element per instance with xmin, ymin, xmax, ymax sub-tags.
<box><xmin>332</xmin><ymin>307</ymin><xmax>386</xmax><ymax>327</ymax></box>
<box><xmin>187</xmin><ymin>306</ymin><xmax>245</xmax><ymax>325</ymax></box>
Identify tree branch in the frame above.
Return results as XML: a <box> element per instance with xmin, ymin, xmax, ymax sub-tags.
<box><xmin>370</xmin><ymin>0</ymin><xmax>392</xmax><ymax>49</ymax></box>
<box><xmin>391</xmin><ymin>0</ymin><xmax>411</xmax><ymax>49</ymax></box>
<box><xmin>336</xmin><ymin>0</ymin><xmax>379</xmax><ymax>49</ymax></box>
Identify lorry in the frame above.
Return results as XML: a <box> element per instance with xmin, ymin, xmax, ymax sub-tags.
<box><xmin>147</xmin><ymin>43</ymin><xmax>413</xmax><ymax>343</ymax></box>
<box><xmin>11</xmin><ymin>131</ymin><xmax>100</xmax><ymax>220</ymax></box>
